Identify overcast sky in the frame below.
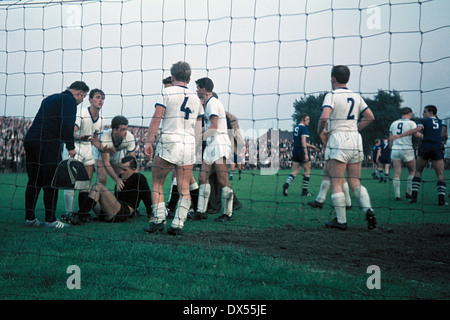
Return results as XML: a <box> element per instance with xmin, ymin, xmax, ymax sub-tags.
<box><xmin>1</xmin><ymin>0</ymin><xmax>449</xmax><ymax>135</ymax></box>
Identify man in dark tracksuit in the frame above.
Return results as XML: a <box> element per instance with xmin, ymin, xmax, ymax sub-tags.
<box><xmin>24</xmin><ymin>81</ymin><xmax>90</xmax><ymax>228</ymax></box>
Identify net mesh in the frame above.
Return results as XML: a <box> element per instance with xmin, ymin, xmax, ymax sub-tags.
<box><xmin>0</xmin><ymin>0</ymin><xmax>449</xmax><ymax>300</ymax></box>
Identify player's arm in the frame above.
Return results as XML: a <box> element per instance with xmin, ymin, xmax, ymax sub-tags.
<box><xmin>204</xmin><ymin>115</ymin><xmax>218</xmax><ymax>141</ymax></box>
<box><xmin>306</xmin><ymin>141</ymin><xmax>318</xmax><ymax>151</ymax></box>
<box><xmin>319</xmin><ymin>122</ymin><xmax>330</xmax><ymax>147</ymax></box>
<box><xmin>414</xmin><ymin>131</ymin><xmax>423</xmax><ymax>139</ymax></box>
<box><xmin>376</xmin><ymin>148</ymin><xmax>381</xmax><ymax>163</ymax></box>
<box><xmin>73</xmin><ymin>125</ymin><xmax>91</xmax><ymax>142</ymax></box>
<box><xmin>91</xmin><ymin>131</ymin><xmax>102</xmax><ymax>150</ymax></box>
<box><xmin>100</xmin><ymin>151</ymin><xmax>123</xmax><ymax>189</ymax></box>
<box><xmin>64</xmin><ymin>125</ymin><xmax>80</xmax><ymax>158</ymax></box>
<box><xmin>195</xmin><ymin>116</ymin><xmax>203</xmax><ymax>153</ymax></box>
<box><xmin>125</xmin><ymin>134</ymin><xmax>137</xmax><ymax>158</ymax></box>
<box><xmin>318</xmin><ymin>107</ymin><xmax>332</xmax><ymax>134</ymax></box>
<box><xmin>392</xmin><ymin>124</ymin><xmax>422</xmax><ymax>141</ymax></box>
<box><xmin>145</xmin><ymin>104</ymin><xmax>165</xmax><ymax>159</ymax></box>
<box><xmin>301</xmin><ymin>135</ymin><xmax>310</xmax><ymax>161</ymax></box>
<box><xmin>61</xmin><ymin>95</ymin><xmax>77</xmax><ymax>153</ymax></box>
<box><xmin>126</xmin><ymin>150</ymin><xmax>136</xmax><ymax>158</ymax></box>
<box><xmin>94</xmin><ymin>139</ymin><xmax>115</xmax><ymax>154</ymax></box>
<box><xmin>388</xmin><ymin>131</ymin><xmax>395</xmax><ymax>148</ymax></box>
<box><xmin>442</xmin><ymin>125</ymin><xmax>448</xmax><ymax>144</ymax></box>
<box><xmin>358</xmin><ymin>108</ymin><xmax>375</xmax><ymax>131</ymax></box>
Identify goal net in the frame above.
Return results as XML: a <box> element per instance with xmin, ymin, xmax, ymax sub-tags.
<box><xmin>0</xmin><ymin>0</ymin><xmax>449</xmax><ymax>300</ymax></box>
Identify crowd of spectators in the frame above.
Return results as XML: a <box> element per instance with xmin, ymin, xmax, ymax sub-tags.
<box><xmin>0</xmin><ymin>117</ymin><xmax>31</xmax><ymax>173</ymax></box>
<box><xmin>1</xmin><ymin>116</ymin><xmax>380</xmax><ymax>174</ymax></box>
<box><xmin>278</xmin><ymin>138</ymin><xmax>325</xmax><ymax>170</ymax></box>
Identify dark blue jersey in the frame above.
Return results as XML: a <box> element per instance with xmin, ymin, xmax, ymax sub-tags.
<box><xmin>379</xmin><ymin>140</ymin><xmax>391</xmax><ymax>160</ymax></box>
<box><xmin>25</xmin><ymin>90</ymin><xmax>77</xmax><ymax>150</ymax></box>
<box><xmin>372</xmin><ymin>144</ymin><xmax>381</xmax><ymax>159</ymax></box>
<box><xmin>419</xmin><ymin>117</ymin><xmax>445</xmax><ymax>144</ymax></box>
<box><xmin>293</xmin><ymin>124</ymin><xmax>309</xmax><ymax>149</ymax></box>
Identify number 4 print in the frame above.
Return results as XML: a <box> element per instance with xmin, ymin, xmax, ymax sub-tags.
<box><xmin>180</xmin><ymin>97</ymin><xmax>192</xmax><ymax>120</ymax></box>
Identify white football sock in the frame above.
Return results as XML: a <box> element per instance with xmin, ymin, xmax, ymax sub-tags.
<box><xmin>222</xmin><ymin>186</ymin><xmax>234</xmax><ymax>217</ymax></box>
<box><xmin>172</xmin><ymin>198</ymin><xmax>191</xmax><ymax>229</ymax></box>
<box><xmin>316</xmin><ymin>179</ymin><xmax>330</xmax><ymax>203</ymax></box>
<box><xmin>342</xmin><ymin>182</ymin><xmax>351</xmax><ymax>207</ymax></box>
<box><xmin>407</xmin><ymin>175</ymin><xmax>414</xmax><ymax>195</ymax></box>
<box><xmin>64</xmin><ymin>189</ymin><xmax>75</xmax><ymax>214</ymax></box>
<box><xmin>197</xmin><ymin>184</ymin><xmax>211</xmax><ymax>213</ymax></box>
<box><xmin>393</xmin><ymin>178</ymin><xmax>401</xmax><ymax>198</ymax></box>
<box><xmin>152</xmin><ymin>202</ymin><xmax>167</xmax><ymax>224</ymax></box>
<box><xmin>189</xmin><ymin>181</ymin><xmax>199</xmax><ymax>191</ymax></box>
<box><xmin>331</xmin><ymin>192</ymin><xmax>346</xmax><ymax>224</ymax></box>
<box><xmin>354</xmin><ymin>186</ymin><xmax>372</xmax><ymax>214</ymax></box>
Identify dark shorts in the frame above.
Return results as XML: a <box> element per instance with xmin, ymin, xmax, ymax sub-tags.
<box><xmin>379</xmin><ymin>157</ymin><xmax>391</xmax><ymax>165</ymax></box>
<box><xmin>372</xmin><ymin>151</ymin><xmax>378</xmax><ymax>163</ymax></box>
<box><xmin>292</xmin><ymin>148</ymin><xmax>310</xmax><ymax>164</ymax></box>
<box><xmin>418</xmin><ymin>143</ymin><xmax>444</xmax><ymax>161</ymax></box>
<box><xmin>100</xmin><ymin>200</ymin><xmax>132</xmax><ymax>223</ymax></box>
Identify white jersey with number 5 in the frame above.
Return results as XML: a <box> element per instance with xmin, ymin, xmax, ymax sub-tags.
<box><xmin>322</xmin><ymin>88</ymin><xmax>369</xmax><ymax>132</ymax></box>
<box><xmin>156</xmin><ymin>85</ymin><xmax>203</xmax><ymax>137</ymax></box>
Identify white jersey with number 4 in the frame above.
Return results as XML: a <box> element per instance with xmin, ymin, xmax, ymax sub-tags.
<box><xmin>156</xmin><ymin>85</ymin><xmax>203</xmax><ymax>137</ymax></box>
<box><xmin>154</xmin><ymin>85</ymin><xmax>203</xmax><ymax>165</ymax></box>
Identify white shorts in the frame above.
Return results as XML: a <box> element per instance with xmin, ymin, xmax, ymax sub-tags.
<box><xmin>445</xmin><ymin>140</ymin><xmax>450</xmax><ymax>159</ymax></box>
<box><xmin>325</xmin><ymin>131</ymin><xmax>363</xmax><ymax>164</ymax></box>
<box><xmin>155</xmin><ymin>134</ymin><xmax>196</xmax><ymax>166</ymax></box>
<box><xmin>391</xmin><ymin>148</ymin><xmax>415</xmax><ymax>163</ymax></box>
<box><xmin>203</xmin><ymin>134</ymin><xmax>232</xmax><ymax>165</ymax></box>
<box><xmin>63</xmin><ymin>142</ymin><xmax>95</xmax><ymax>166</ymax></box>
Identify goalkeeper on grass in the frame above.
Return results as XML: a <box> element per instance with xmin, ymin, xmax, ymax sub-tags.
<box><xmin>63</xmin><ymin>155</ymin><xmax>153</xmax><ymax>224</ymax></box>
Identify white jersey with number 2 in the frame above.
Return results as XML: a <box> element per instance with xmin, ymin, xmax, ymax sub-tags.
<box><xmin>322</xmin><ymin>88</ymin><xmax>369</xmax><ymax>163</ymax></box>
<box><xmin>322</xmin><ymin>88</ymin><xmax>369</xmax><ymax>132</ymax></box>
